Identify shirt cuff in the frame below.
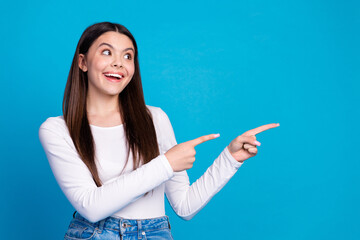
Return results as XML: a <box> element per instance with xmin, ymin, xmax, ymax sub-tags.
<box><xmin>157</xmin><ymin>154</ymin><xmax>174</xmax><ymax>178</ymax></box>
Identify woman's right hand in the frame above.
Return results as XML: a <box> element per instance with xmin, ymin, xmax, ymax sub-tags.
<box><xmin>165</xmin><ymin>134</ymin><xmax>220</xmax><ymax>172</ymax></box>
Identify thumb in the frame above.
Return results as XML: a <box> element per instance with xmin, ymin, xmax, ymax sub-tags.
<box><xmin>237</xmin><ymin>135</ymin><xmax>261</xmax><ymax>147</ymax></box>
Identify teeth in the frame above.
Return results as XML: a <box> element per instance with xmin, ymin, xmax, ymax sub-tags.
<box><xmin>104</xmin><ymin>73</ymin><xmax>123</xmax><ymax>78</ymax></box>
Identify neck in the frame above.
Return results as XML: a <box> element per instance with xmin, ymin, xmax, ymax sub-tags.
<box><xmin>86</xmin><ymin>92</ymin><xmax>120</xmax><ymax>116</ymax></box>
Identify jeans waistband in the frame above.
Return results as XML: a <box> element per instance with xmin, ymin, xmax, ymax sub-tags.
<box><xmin>73</xmin><ymin>211</ymin><xmax>171</xmax><ymax>234</ymax></box>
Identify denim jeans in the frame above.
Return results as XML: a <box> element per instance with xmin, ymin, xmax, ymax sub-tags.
<box><xmin>64</xmin><ymin>212</ymin><xmax>174</xmax><ymax>240</ymax></box>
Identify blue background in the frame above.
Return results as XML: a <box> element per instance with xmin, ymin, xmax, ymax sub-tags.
<box><xmin>1</xmin><ymin>0</ymin><xmax>359</xmax><ymax>239</ymax></box>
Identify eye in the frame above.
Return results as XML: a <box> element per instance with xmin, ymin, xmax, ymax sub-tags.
<box><xmin>124</xmin><ymin>53</ymin><xmax>132</xmax><ymax>60</ymax></box>
<box><xmin>102</xmin><ymin>49</ymin><xmax>111</xmax><ymax>55</ymax></box>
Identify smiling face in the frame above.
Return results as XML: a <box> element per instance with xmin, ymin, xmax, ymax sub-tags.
<box><xmin>78</xmin><ymin>31</ymin><xmax>135</xmax><ymax>99</ymax></box>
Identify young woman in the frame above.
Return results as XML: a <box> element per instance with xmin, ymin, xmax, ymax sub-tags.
<box><xmin>39</xmin><ymin>22</ymin><xmax>279</xmax><ymax>240</ymax></box>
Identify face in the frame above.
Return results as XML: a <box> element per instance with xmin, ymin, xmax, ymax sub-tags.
<box><xmin>79</xmin><ymin>31</ymin><xmax>135</xmax><ymax>99</ymax></box>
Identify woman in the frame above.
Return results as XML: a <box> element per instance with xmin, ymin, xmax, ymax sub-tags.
<box><xmin>39</xmin><ymin>22</ymin><xmax>279</xmax><ymax>240</ymax></box>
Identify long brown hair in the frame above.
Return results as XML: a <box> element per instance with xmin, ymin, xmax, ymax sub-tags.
<box><xmin>63</xmin><ymin>22</ymin><xmax>159</xmax><ymax>187</ymax></box>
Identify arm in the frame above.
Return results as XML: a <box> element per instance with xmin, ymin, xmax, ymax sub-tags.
<box><xmin>165</xmin><ymin>147</ymin><xmax>242</xmax><ymax>220</ymax></box>
<box><xmin>39</xmin><ymin>118</ymin><xmax>174</xmax><ymax>223</ymax></box>
<box><xmin>155</xmin><ymin>109</ymin><xmax>242</xmax><ymax>220</ymax></box>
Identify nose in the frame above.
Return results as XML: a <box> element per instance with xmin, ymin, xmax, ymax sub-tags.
<box><xmin>111</xmin><ymin>55</ymin><xmax>123</xmax><ymax>68</ymax></box>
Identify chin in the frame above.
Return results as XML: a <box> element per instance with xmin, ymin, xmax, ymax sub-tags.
<box><xmin>108</xmin><ymin>88</ymin><xmax>127</xmax><ymax>96</ymax></box>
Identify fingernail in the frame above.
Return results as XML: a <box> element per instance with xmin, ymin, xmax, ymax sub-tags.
<box><xmin>277</xmin><ymin>123</ymin><xmax>280</xmax><ymax>126</ymax></box>
<box><xmin>214</xmin><ymin>133</ymin><xmax>220</xmax><ymax>138</ymax></box>
<box><xmin>254</xmin><ymin>140</ymin><xmax>261</xmax><ymax>146</ymax></box>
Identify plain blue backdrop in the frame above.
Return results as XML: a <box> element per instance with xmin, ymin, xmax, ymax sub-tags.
<box><xmin>1</xmin><ymin>0</ymin><xmax>359</xmax><ymax>239</ymax></box>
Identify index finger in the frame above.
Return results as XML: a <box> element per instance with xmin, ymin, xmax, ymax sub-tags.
<box><xmin>244</xmin><ymin>123</ymin><xmax>280</xmax><ymax>136</ymax></box>
<box><xmin>187</xmin><ymin>133</ymin><xmax>220</xmax><ymax>147</ymax></box>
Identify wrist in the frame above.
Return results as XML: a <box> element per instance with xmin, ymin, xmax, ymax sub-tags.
<box><xmin>226</xmin><ymin>146</ymin><xmax>244</xmax><ymax>163</ymax></box>
<box><xmin>224</xmin><ymin>146</ymin><xmax>244</xmax><ymax>168</ymax></box>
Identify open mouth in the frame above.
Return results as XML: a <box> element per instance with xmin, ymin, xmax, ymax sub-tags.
<box><xmin>103</xmin><ymin>73</ymin><xmax>124</xmax><ymax>81</ymax></box>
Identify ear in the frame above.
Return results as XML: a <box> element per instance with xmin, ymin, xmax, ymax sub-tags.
<box><xmin>78</xmin><ymin>54</ymin><xmax>88</xmax><ymax>72</ymax></box>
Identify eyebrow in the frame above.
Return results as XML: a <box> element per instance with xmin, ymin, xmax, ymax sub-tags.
<box><xmin>98</xmin><ymin>42</ymin><xmax>135</xmax><ymax>53</ymax></box>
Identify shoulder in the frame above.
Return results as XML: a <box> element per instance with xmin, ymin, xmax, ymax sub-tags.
<box><xmin>146</xmin><ymin>105</ymin><xmax>173</xmax><ymax>133</ymax></box>
<box><xmin>146</xmin><ymin>105</ymin><xmax>171</xmax><ymax>124</ymax></box>
<box><xmin>38</xmin><ymin>115</ymin><xmax>77</xmax><ymax>151</ymax></box>
<box><xmin>39</xmin><ymin>116</ymin><xmax>69</xmax><ymax>137</ymax></box>
<box><xmin>146</xmin><ymin>105</ymin><xmax>177</xmax><ymax>152</ymax></box>
<box><xmin>146</xmin><ymin>105</ymin><xmax>164</xmax><ymax>115</ymax></box>
<box><xmin>146</xmin><ymin>105</ymin><xmax>175</xmax><ymax>135</ymax></box>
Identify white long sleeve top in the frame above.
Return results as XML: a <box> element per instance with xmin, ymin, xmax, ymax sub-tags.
<box><xmin>39</xmin><ymin>106</ymin><xmax>243</xmax><ymax>223</ymax></box>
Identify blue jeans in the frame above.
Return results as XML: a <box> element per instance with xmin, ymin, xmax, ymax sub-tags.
<box><xmin>64</xmin><ymin>212</ymin><xmax>174</xmax><ymax>240</ymax></box>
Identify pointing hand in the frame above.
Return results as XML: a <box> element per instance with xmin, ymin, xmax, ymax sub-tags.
<box><xmin>227</xmin><ymin>123</ymin><xmax>280</xmax><ymax>162</ymax></box>
<box><xmin>165</xmin><ymin>134</ymin><xmax>220</xmax><ymax>172</ymax></box>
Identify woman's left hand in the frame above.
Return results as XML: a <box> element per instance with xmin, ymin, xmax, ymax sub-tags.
<box><xmin>227</xmin><ymin>123</ymin><xmax>280</xmax><ymax>162</ymax></box>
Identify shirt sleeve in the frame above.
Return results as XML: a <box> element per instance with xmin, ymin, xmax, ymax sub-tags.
<box><xmin>38</xmin><ymin>118</ymin><xmax>174</xmax><ymax>223</ymax></box>
<box><xmin>156</xmin><ymin>109</ymin><xmax>243</xmax><ymax>220</ymax></box>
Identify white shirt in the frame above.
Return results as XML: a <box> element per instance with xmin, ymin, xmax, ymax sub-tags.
<box><xmin>39</xmin><ymin>106</ymin><xmax>242</xmax><ymax>223</ymax></box>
